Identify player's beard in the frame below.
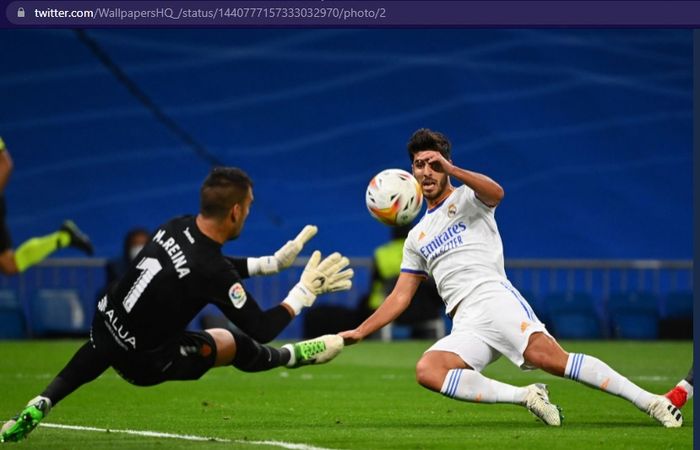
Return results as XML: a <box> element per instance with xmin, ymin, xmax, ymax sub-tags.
<box><xmin>422</xmin><ymin>175</ymin><xmax>448</xmax><ymax>202</ymax></box>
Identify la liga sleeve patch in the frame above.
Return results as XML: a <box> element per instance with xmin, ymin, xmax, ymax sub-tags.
<box><xmin>228</xmin><ymin>282</ymin><xmax>247</xmax><ymax>309</ymax></box>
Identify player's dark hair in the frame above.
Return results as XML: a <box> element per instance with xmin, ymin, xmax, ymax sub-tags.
<box><xmin>407</xmin><ymin>128</ymin><xmax>451</xmax><ymax>162</ymax></box>
<box><xmin>200</xmin><ymin>167</ymin><xmax>253</xmax><ymax>219</ymax></box>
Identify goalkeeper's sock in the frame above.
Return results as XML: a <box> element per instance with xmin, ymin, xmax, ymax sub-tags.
<box><xmin>41</xmin><ymin>342</ymin><xmax>110</xmax><ymax>406</ymax></box>
<box><xmin>14</xmin><ymin>231</ymin><xmax>71</xmax><ymax>272</ymax></box>
<box><xmin>440</xmin><ymin>369</ymin><xmax>528</xmax><ymax>404</ymax></box>
<box><xmin>565</xmin><ymin>353</ymin><xmax>654</xmax><ymax>410</ymax></box>
<box><xmin>230</xmin><ymin>330</ymin><xmax>291</xmax><ymax>372</ymax></box>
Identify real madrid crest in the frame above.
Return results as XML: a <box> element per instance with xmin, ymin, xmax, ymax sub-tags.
<box><xmin>447</xmin><ymin>203</ymin><xmax>457</xmax><ymax>218</ymax></box>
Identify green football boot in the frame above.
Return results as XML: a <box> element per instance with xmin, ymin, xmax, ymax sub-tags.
<box><xmin>1</xmin><ymin>396</ymin><xmax>51</xmax><ymax>442</ymax></box>
<box><xmin>284</xmin><ymin>334</ymin><xmax>344</xmax><ymax>368</ymax></box>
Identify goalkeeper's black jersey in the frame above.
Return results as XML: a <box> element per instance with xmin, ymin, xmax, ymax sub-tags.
<box><xmin>94</xmin><ymin>215</ymin><xmax>292</xmax><ymax>352</ymax></box>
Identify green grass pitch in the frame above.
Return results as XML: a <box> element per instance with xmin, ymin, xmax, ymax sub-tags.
<box><xmin>0</xmin><ymin>340</ymin><xmax>692</xmax><ymax>449</ymax></box>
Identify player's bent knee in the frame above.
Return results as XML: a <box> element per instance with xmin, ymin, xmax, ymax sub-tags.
<box><xmin>416</xmin><ymin>351</ymin><xmax>467</xmax><ymax>392</ymax></box>
<box><xmin>416</xmin><ymin>359</ymin><xmax>446</xmax><ymax>391</ymax></box>
<box><xmin>205</xmin><ymin>328</ymin><xmax>236</xmax><ymax>366</ymax></box>
<box><xmin>523</xmin><ymin>332</ymin><xmax>568</xmax><ymax>376</ymax></box>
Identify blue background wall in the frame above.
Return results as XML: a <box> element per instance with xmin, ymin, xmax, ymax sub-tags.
<box><xmin>0</xmin><ymin>29</ymin><xmax>692</xmax><ymax>260</ymax></box>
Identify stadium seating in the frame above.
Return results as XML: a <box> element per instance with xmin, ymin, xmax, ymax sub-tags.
<box><xmin>0</xmin><ymin>289</ymin><xmax>26</xmax><ymax>339</ymax></box>
<box><xmin>659</xmin><ymin>291</ymin><xmax>693</xmax><ymax>339</ymax></box>
<box><xmin>303</xmin><ymin>305</ymin><xmax>362</xmax><ymax>339</ymax></box>
<box><xmin>519</xmin><ymin>291</ymin><xmax>548</xmax><ymax>324</ymax></box>
<box><xmin>545</xmin><ymin>292</ymin><xmax>602</xmax><ymax>339</ymax></box>
<box><xmin>661</xmin><ymin>291</ymin><xmax>693</xmax><ymax>319</ymax></box>
<box><xmin>607</xmin><ymin>292</ymin><xmax>660</xmax><ymax>339</ymax></box>
<box><xmin>30</xmin><ymin>289</ymin><xmax>87</xmax><ymax>336</ymax></box>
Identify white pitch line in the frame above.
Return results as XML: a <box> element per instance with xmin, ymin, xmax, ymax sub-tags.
<box><xmin>40</xmin><ymin>423</ymin><xmax>338</xmax><ymax>450</ymax></box>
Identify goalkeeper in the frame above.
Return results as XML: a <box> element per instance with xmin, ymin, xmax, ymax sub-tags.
<box><xmin>1</xmin><ymin>167</ymin><xmax>353</xmax><ymax>443</ymax></box>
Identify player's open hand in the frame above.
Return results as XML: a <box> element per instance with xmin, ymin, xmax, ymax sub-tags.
<box><xmin>254</xmin><ymin>225</ymin><xmax>318</xmax><ymax>276</ymax></box>
<box><xmin>274</xmin><ymin>225</ymin><xmax>318</xmax><ymax>270</ymax></box>
<box><xmin>301</xmin><ymin>251</ymin><xmax>354</xmax><ymax>295</ymax></box>
<box><xmin>282</xmin><ymin>251</ymin><xmax>354</xmax><ymax>315</ymax></box>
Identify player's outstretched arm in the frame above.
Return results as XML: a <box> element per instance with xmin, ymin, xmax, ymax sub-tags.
<box><xmin>217</xmin><ymin>251</ymin><xmax>351</xmax><ymax>342</ymax></box>
<box><xmin>246</xmin><ymin>225</ymin><xmax>318</xmax><ymax>276</ymax></box>
<box><xmin>422</xmin><ymin>151</ymin><xmax>504</xmax><ymax>207</ymax></box>
<box><xmin>340</xmin><ymin>273</ymin><xmax>422</xmax><ymax>345</ymax></box>
<box><xmin>282</xmin><ymin>250</ymin><xmax>353</xmax><ymax>316</ymax></box>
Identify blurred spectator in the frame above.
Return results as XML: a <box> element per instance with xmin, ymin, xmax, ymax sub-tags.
<box><xmin>0</xmin><ymin>137</ymin><xmax>93</xmax><ymax>275</ymax></box>
<box><xmin>362</xmin><ymin>224</ymin><xmax>444</xmax><ymax>339</ymax></box>
<box><xmin>100</xmin><ymin>228</ymin><xmax>149</xmax><ymax>293</ymax></box>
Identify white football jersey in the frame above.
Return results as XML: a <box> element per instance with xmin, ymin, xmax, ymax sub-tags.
<box><xmin>401</xmin><ymin>185</ymin><xmax>508</xmax><ymax>315</ymax></box>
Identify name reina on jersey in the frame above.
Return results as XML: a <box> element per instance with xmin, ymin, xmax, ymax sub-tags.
<box><xmin>152</xmin><ymin>228</ymin><xmax>191</xmax><ymax>279</ymax></box>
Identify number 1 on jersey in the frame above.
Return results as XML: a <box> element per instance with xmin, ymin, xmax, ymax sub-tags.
<box><xmin>123</xmin><ymin>257</ymin><xmax>162</xmax><ymax>313</ymax></box>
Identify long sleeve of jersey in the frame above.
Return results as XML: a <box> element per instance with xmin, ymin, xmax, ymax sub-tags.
<box><xmin>205</xmin><ymin>255</ymin><xmax>294</xmax><ymax>342</ymax></box>
<box><xmin>218</xmin><ymin>294</ymin><xmax>292</xmax><ymax>343</ymax></box>
<box><xmin>224</xmin><ymin>257</ymin><xmax>251</xmax><ymax>279</ymax></box>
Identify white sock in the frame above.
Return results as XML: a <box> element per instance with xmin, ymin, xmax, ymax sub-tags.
<box><xmin>281</xmin><ymin>344</ymin><xmax>296</xmax><ymax>367</ymax></box>
<box><xmin>678</xmin><ymin>379</ymin><xmax>694</xmax><ymax>399</ymax></box>
<box><xmin>441</xmin><ymin>369</ymin><xmax>528</xmax><ymax>404</ymax></box>
<box><xmin>565</xmin><ymin>353</ymin><xmax>654</xmax><ymax>410</ymax></box>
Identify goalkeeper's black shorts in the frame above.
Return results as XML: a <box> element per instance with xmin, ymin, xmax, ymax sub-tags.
<box><xmin>91</xmin><ymin>318</ymin><xmax>218</xmax><ymax>387</ymax></box>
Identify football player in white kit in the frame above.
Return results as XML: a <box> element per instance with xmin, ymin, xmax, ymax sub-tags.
<box><xmin>340</xmin><ymin>128</ymin><xmax>682</xmax><ymax>428</ymax></box>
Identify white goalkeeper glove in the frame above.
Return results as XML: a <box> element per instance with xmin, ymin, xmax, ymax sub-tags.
<box><xmin>247</xmin><ymin>225</ymin><xmax>318</xmax><ymax>276</ymax></box>
<box><xmin>282</xmin><ymin>251</ymin><xmax>354</xmax><ymax>315</ymax></box>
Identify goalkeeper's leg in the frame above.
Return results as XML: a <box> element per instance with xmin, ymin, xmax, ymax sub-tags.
<box><xmin>207</xmin><ymin>329</ymin><xmax>343</xmax><ymax>371</ymax></box>
<box><xmin>1</xmin><ymin>342</ymin><xmax>110</xmax><ymax>442</ymax></box>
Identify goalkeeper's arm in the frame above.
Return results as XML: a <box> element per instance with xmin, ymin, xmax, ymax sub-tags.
<box><xmin>281</xmin><ymin>250</ymin><xmax>354</xmax><ymax>316</ymax></box>
<box><xmin>217</xmin><ymin>251</ymin><xmax>353</xmax><ymax>341</ymax></box>
<box><xmin>219</xmin><ymin>294</ymin><xmax>293</xmax><ymax>343</ymax></box>
<box><xmin>246</xmin><ymin>225</ymin><xmax>318</xmax><ymax>276</ymax></box>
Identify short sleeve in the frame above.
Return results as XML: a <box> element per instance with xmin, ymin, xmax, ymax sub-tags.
<box><xmin>400</xmin><ymin>235</ymin><xmax>428</xmax><ymax>278</ymax></box>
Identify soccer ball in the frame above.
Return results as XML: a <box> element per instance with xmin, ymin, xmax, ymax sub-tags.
<box><xmin>366</xmin><ymin>169</ymin><xmax>423</xmax><ymax>226</ymax></box>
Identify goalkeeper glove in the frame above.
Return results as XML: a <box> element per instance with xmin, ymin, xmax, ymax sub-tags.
<box><xmin>247</xmin><ymin>225</ymin><xmax>317</xmax><ymax>276</ymax></box>
<box><xmin>283</xmin><ymin>251</ymin><xmax>354</xmax><ymax>315</ymax></box>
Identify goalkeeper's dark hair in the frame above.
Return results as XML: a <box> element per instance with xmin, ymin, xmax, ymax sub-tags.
<box><xmin>200</xmin><ymin>167</ymin><xmax>253</xmax><ymax>219</ymax></box>
<box><xmin>407</xmin><ymin>128</ymin><xmax>451</xmax><ymax>162</ymax></box>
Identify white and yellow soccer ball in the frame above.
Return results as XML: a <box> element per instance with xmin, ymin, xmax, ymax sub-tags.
<box><xmin>365</xmin><ymin>169</ymin><xmax>423</xmax><ymax>226</ymax></box>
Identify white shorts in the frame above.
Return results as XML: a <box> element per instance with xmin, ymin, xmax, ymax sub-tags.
<box><xmin>426</xmin><ymin>281</ymin><xmax>551</xmax><ymax>372</ymax></box>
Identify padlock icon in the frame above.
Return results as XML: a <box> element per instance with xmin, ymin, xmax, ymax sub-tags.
<box><xmin>17</xmin><ymin>7</ymin><xmax>25</xmax><ymax>18</ymax></box>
